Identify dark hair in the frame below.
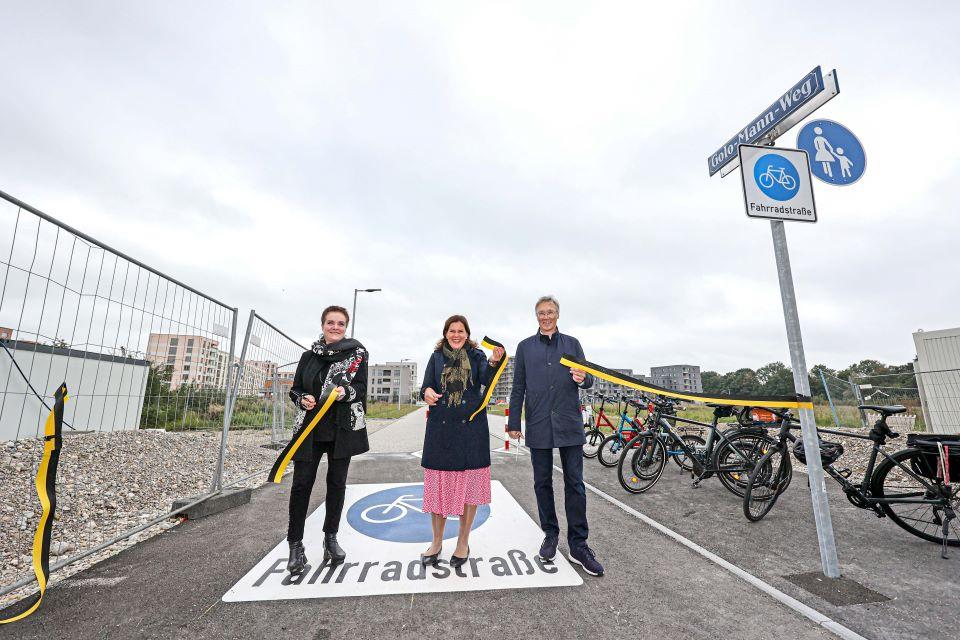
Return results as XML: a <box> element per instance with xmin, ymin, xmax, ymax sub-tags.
<box><xmin>321</xmin><ymin>305</ymin><xmax>350</xmax><ymax>326</ymax></box>
<box><xmin>434</xmin><ymin>314</ymin><xmax>478</xmax><ymax>351</ymax></box>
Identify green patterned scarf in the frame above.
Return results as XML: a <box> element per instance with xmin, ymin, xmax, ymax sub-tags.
<box><xmin>440</xmin><ymin>344</ymin><xmax>472</xmax><ymax>407</ymax></box>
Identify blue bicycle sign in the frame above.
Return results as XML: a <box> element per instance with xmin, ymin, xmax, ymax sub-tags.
<box><xmin>753</xmin><ymin>154</ymin><xmax>801</xmax><ymax>201</ymax></box>
<box><xmin>346</xmin><ymin>485</ymin><xmax>490</xmax><ymax>543</ymax></box>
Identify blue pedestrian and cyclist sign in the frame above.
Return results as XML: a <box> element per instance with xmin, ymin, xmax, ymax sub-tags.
<box><xmin>738</xmin><ymin>145</ymin><xmax>817</xmax><ymax>223</ymax></box>
<box><xmin>797</xmin><ymin>119</ymin><xmax>866</xmax><ymax>185</ymax></box>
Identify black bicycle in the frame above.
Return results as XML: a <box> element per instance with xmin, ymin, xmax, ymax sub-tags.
<box><xmin>743</xmin><ymin>404</ymin><xmax>959</xmax><ymax>557</ymax></box>
<box><xmin>617</xmin><ymin>398</ymin><xmax>773</xmax><ymax>497</ymax></box>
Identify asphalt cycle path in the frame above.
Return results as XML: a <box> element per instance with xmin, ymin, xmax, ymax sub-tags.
<box><xmin>1</xmin><ymin>409</ymin><xmax>841</xmax><ymax>640</ymax></box>
<box><xmin>575</xmin><ymin>445</ymin><xmax>960</xmax><ymax>640</ymax></box>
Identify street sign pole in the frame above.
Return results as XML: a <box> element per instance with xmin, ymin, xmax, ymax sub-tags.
<box><xmin>769</xmin><ymin>218</ymin><xmax>841</xmax><ymax>578</ymax></box>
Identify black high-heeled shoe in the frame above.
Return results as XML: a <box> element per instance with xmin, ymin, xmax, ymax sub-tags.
<box><xmin>450</xmin><ymin>546</ymin><xmax>470</xmax><ymax>569</ymax></box>
<box><xmin>420</xmin><ymin>546</ymin><xmax>442</xmax><ymax>567</ymax></box>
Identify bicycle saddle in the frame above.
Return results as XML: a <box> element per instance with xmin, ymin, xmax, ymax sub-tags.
<box><xmin>858</xmin><ymin>404</ymin><xmax>907</xmax><ymax>416</ymax></box>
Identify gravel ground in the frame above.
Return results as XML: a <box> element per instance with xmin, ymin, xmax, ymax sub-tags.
<box><xmin>0</xmin><ymin>420</ymin><xmax>391</xmax><ymax>609</ymax></box>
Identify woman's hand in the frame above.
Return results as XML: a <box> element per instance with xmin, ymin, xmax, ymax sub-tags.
<box><xmin>423</xmin><ymin>387</ymin><xmax>443</xmax><ymax>406</ymax></box>
<box><xmin>300</xmin><ymin>394</ymin><xmax>317</xmax><ymax>410</ymax></box>
<box><xmin>570</xmin><ymin>368</ymin><xmax>586</xmax><ymax>385</ymax></box>
<box><xmin>335</xmin><ymin>386</ymin><xmax>346</xmax><ymax>400</ymax></box>
<box><xmin>489</xmin><ymin>346</ymin><xmax>505</xmax><ymax>363</ymax></box>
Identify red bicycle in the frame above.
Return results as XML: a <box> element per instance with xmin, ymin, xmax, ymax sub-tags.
<box><xmin>583</xmin><ymin>393</ymin><xmax>616</xmax><ymax>458</ymax></box>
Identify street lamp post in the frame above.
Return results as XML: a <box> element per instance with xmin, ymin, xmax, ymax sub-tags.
<box><xmin>351</xmin><ymin>288</ymin><xmax>382</xmax><ymax>338</ymax></box>
<box><xmin>398</xmin><ymin>358</ymin><xmax>412</xmax><ymax>410</ymax></box>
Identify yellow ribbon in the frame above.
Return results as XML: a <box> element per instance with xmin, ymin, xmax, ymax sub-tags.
<box><xmin>560</xmin><ymin>355</ymin><xmax>814</xmax><ymax>409</ymax></box>
<box><xmin>268</xmin><ymin>389</ymin><xmax>339</xmax><ymax>483</ymax></box>
<box><xmin>1</xmin><ymin>383</ymin><xmax>68</xmax><ymax>624</ymax></box>
<box><xmin>469</xmin><ymin>337</ymin><xmax>509</xmax><ymax>421</ymax></box>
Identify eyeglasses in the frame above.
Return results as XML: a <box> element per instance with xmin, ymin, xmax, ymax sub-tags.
<box><xmin>536</xmin><ymin>311</ymin><xmax>557</xmax><ymax>318</ymax></box>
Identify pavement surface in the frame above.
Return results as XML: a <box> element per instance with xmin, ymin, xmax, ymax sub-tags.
<box><xmin>1</xmin><ymin>407</ymin><xmax>955</xmax><ymax>639</ymax></box>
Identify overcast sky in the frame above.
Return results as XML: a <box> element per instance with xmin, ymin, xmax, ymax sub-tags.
<box><xmin>2</xmin><ymin>1</ymin><xmax>958</xmax><ymax>376</ymax></box>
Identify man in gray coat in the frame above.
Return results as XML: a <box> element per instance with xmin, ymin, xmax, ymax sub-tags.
<box><xmin>508</xmin><ymin>295</ymin><xmax>603</xmax><ymax>576</ymax></box>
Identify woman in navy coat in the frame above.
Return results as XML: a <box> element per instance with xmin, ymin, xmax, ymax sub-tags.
<box><xmin>419</xmin><ymin>314</ymin><xmax>503</xmax><ymax>569</ymax></box>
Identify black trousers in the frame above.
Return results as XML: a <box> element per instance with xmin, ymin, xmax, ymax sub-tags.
<box><xmin>287</xmin><ymin>441</ymin><xmax>351</xmax><ymax>542</ymax></box>
<box><xmin>530</xmin><ymin>445</ymin><xmax>588</xmax><ymax>549</ymax></box>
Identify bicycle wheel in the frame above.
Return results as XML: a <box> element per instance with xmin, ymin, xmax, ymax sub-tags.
<box><xmin>715</xmin><ymin>430</ymin><xmax>777</xmax><ymax>498</ymax></box>
<box><xmin>598</xmin><ymin>434</ymin><xmax>624</xmax><ymax>467</ymax></box>
<box><xmin>758</xmin><ymin>172</ymin><xmax>774</xmax><ymax>189</ymax></box>
<box><xmin>871</xmin><ymin>448</ymin><xmax>960</xmax><ymax>547</ymax></box>
<box><xmin>582</xmin><ymin>429</ymin><xmax>604</xmax><ymax>458</ymax></box>
<box><xmin>617</xmin><ymin>435</ymin><xmax>666</xmax><ymax>494</ymax></box>
<box><xmin>670</xmin><ymin>434</ymin><xmax>705</xmax><ymax>472</ymax></box>
<box><xmin>743</xmin><ymin>446</ymin><xmax>792</xmax><ymax>522</ymax></box>
<box><xmin>781</xmin><ymin>175</ymin><xmax>797</xmax><ymax>190</ymax></box>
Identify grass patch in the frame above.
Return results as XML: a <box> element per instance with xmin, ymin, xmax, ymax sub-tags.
<box><xmin>366</xmin><ymin>403</ymin><xmax>421</xmax><ymax>419</ymax></box>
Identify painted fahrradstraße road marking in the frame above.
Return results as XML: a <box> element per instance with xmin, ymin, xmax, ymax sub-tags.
<box><xmin>222</xmin><ymin>481</ymin><xmax>582</xmax><ymax>602</ymax></box>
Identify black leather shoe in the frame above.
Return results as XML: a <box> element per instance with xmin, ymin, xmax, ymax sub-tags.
<box><xmin>420</xmin><ymin>546</ymin><xmax>442</xmax><ymax>567</ymax></box>
<box><xmin>323</xmin><ymin>532</ymin><xmax>346</xmax><ymax>566</ymax></box>
<box><xmin>450</xmin><ymin>546</ymin><xmax>470</xmax><ymax>569</ymax></box>
<box><xmin>287</xmin><ymin>540</ymin><xmax>307</xmax><ymax>575</ymax></box>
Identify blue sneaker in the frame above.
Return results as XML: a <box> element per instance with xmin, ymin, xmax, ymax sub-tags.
<box><xmin>538</xmin><ymin>536</ymin><xmax>558</xmax><ymax>562</ymax></box>
<box><xmin>568</xmin><ymin>545</ymin><xmax>604</xmax><ymax>576</ymax></box>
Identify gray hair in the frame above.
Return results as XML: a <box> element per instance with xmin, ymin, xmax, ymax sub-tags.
<box><xmin>535</xmin><ymin>295</ymin><xmax>560</xmax><ymax>312</ymax></box>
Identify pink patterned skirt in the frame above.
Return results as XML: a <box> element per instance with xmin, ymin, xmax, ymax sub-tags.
<box><xmin>422</xmin><ymin>467</ymin><xmax>492</xmax><ymax>517</ymax></box>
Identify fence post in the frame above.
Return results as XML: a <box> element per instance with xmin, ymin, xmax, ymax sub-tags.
<box><xmin>271</xmin><ymin>369</ymin><xmax>280</xmax><ymax>445</ymax></box>
<box><xmin>850</xmin><ymin>375</ymin><xmax>869</xmax><ymax>428</ymax></box>
<box><xmin>211</xmin><ymin>308</ymin><xmax>247</xmax><ymax>492</ymax></box>
<box><xmin>820</xmin><ymin>369</ymin><xmax>841</xmax><ymax>429</ymax></box>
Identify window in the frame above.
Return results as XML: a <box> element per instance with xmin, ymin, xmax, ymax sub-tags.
<box><xmin>170</xmin><ymin>338</ymin><xmax>179</xmax><ymax>345</ymax></box>
<box><xmin>187</xmin><ymin>338</ymin><xmax>194</xmax><ymax>346</ymax></box>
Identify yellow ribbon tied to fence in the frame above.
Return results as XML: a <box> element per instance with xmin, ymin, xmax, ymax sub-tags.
<box><xmin>469</xmin><ymin>337</ymin><xmax>510</xmax><ymax>421</ymax></box>
<box><xmin>268</xmin><ymin>389</ymin><xmax>339</xmax><ymax>483</ymax></box>
<box><xmin>560</xmin><ymin>355</ymin><xmax>814</xmax><ymax>409</ymax></box>
<box><xmin>1</xmin><ymin>383</ymin><xmax>68</xmax><ymax>625</ymax></box>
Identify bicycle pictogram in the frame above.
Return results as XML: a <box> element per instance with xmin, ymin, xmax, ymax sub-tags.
<box><xmin>757</xmin><ymin>165</ymin><xmax>797</xmax><ymax>191</ymax></box>
<box><xmin>360</xmin><ymin>494</ymin><xmax>460</xmax><ymax>524</ymax></box>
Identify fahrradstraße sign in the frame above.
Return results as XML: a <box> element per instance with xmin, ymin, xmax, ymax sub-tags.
<box><xmin>223</xmin><ymin>482</ymin><xmax>582</xmax><ymax>602</ymax></box>
<box><xmin>738</xmin><ymin>144</ymin><xmax>816</xmax><ymax>223</ymax></box>
<box><xmin>708</xmin><ymin>66</ymin><xmax>840</xmax><ymax>177</ymax></box>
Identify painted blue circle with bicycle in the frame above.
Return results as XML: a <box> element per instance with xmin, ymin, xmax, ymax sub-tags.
<box><xmin>346</xmin><ymin>484</ymin><xmax>490</xmax><ymax>543</ymax></box>
<box><xmin>753</xmin><ymin>153</ymin><xmax>800</xmax><ymax>201</ymax></box>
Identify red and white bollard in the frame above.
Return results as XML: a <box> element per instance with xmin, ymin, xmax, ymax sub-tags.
<box><xmin>504</xmin><ymin>408</ymin><xmax>510</xmax><ymax>450</ymax></box>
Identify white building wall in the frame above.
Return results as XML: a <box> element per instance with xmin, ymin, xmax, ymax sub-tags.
<box><xmin>913</xmin><ymin>328</ymin><xmax>960</xmax><ymax>434</ymax></box>
<box><xmin>0</xmin><ymin>345</ymin><xmax>150</xmax><ymax>441</ymax></box>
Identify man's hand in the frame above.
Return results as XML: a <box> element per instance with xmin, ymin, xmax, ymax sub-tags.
<box><xmin>570</xmin><ymin>368</ymin><xmax>586</xmax><ymax>385</ymax></box>
<box><xmin>507</xmin><ymin>430</ymin><xmax>523</xmax><ymax>440</ymax></box>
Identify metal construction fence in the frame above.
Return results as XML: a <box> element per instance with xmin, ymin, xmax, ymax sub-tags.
<box><xmin>0</xmin><ymin>191</ymin><xmax>240</xmax><ymax>605</ymax></box>
<box><xmin>217</xmin><ymin>310</ymin><xmax>306</xmax><ymax>489</ymax></box>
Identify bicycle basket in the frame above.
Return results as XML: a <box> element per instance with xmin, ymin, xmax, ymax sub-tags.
<box><xmin>792</xmin><ymin>439</ymin><xmax>844</xmax><ymax>466</ymax></box>
<box><xmin>906</xmin><ymin>434</ymin><xmax>960</xmax><ymax>482</ymax></box>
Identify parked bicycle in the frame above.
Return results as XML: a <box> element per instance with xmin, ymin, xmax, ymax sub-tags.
<box><xmin>618</xmin><ymin>398</ymin><xmax>774</xmax><ymax>497</ymax></box>
<box><xmin>583</xmin><ymin>393</ymin><xmax>616</xmax><ymax>459</ymax></box>
<box><xmin>743</xmin><ymin>404</ymin><xmax>959</xmax><ymax>557</ymax></box>
<box><xmin>598</xmin><ymin>395</ymin><xmax>646</xmax><ymax>467</ymax></box>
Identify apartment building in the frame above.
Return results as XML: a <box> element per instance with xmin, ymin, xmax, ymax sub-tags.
<box><xmin>369</xmin><ymin>361</ymin><xmax>418</xmax><ymax>403</ymax></box>
<box><xmin>650</xmin><ymin>364</ymin><xmax>702</xmax><ymax>393</ymax></box>
<box><xmin>146</xmin><ymin>333</ymin><xmax>223</xmax><ymax>390</ymax></box>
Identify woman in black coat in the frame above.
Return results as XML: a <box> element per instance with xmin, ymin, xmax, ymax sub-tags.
<box><xmin>419</xmin><ymin>314</ymin><xmax>503</xmax><ymax>569</ymax></box>
<box><xmin>285</xmin><ymin>305</ymin><xmax>369</xmax><ymax>575</ymax></box>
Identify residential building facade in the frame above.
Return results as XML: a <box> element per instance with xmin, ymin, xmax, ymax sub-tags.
<box><xmin>369</xmin><ymin>361</ymin><xmax>419</xmax><ymax>404</ymax></box>
<box><xmin>650</xmin><ymin>364</ymin><xmax>702</xmax><ymax>393</ymax></box>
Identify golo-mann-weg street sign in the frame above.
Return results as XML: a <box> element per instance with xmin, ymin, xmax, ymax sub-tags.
<box><xmin>738</xmin><ymin>144</ymin><xmax>817</xmax><ymax>223</ymax></box>
<box><xmin>708</xmin><ymin>66</ymin><xmax>839</xmax><ymax>178</ymax></box>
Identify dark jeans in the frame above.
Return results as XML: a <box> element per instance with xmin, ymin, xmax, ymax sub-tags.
<box><xmin>530</xmin><ymin>445</ymin><xmax>588</xmax><ymax>549</ymax></box>
<box><xmin>287</xmin><ymin>441</ymin><xmax>351</xmax><ymax>542</ymax></box>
